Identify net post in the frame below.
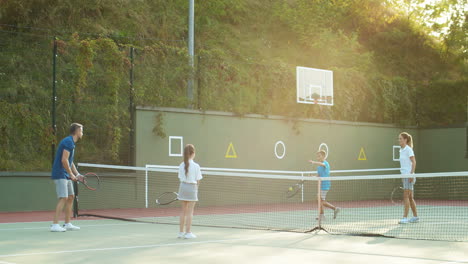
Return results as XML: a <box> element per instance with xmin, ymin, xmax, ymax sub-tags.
<box><xmin>73</xmin><ymin>180</ymin><xmax>79</xmax><ymax>218</ymax></box>
<box><xmin>317</xmin><ymin>177</ymin><xmax>321</xmax><ymax>228</ymax></box>
<box><xmin>301</xmin><ymin>172</ymin><xmax>304</xmax><ymax>203</ymax></box>
<box><xmin>73</xmin><ymin>164</ymin><xmax>79</xmax><ymax>218</ymax></box>
<box><xmin>145</xmin><ymin>165</ymin><xmax>149</xmax><ymax>208</ymax></box>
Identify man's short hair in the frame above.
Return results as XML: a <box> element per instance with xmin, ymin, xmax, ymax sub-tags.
<box><xmin>70</xmin><ymin>123</ymin><xmax>83</xmax><ymax>135</ymax></box>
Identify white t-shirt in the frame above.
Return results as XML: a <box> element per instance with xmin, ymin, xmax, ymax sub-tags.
<box><xmin>399</xmin><ymin>145</ymin><xmax>415</xmax><ymax>174</ymax></box>
<box><xmin>178</xmin><ymin>160</ymin><xmax>203</xmax><ymax>184</ymax></box>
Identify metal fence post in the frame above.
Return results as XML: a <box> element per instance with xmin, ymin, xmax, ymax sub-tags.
<box><xmin>51</xmin><ymin>37</ymin><xmax>57</xmax><ymax>165</ymax></box>
<box><xmin>129</xmin><ymin>47</ymin><xmax>135</xmax><ymax>165</ymax></box>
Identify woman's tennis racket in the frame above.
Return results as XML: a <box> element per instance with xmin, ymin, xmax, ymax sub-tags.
<box><xmin>391</xmin><ymin>186</ymin><xmax>404</xmax><ymax>205</ymax></box>
<box><xmin>156</xmin><ymin>192</ymin><xmax>179</xmax><ymax>205</ymax></box>
<box><xmin>284</xmin><ymin>181</ymin><xmax>303</xmax><ymax>198</ymax></box>
<box><xmin>77</xmin><ymin>173</ymin><xmax>100</xmax><ymax>191</ymax></box>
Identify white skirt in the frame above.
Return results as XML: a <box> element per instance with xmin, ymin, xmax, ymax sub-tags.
<box><xmin>178</xmin><ymin>182</ymin><xmax>199</xmax><ymax>201</ymax></box>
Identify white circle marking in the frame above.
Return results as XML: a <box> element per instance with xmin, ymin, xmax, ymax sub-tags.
<box><xmin>275</xmin><ymin>141</ymin><xmax>286</xmax><ymax>159</ymax></box>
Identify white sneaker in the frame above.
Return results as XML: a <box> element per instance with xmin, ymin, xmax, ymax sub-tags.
<box><xmin>184</xmin><ymin>232</ymin><xmax>197</xmax><ymax>239</ymax></box>
<box><xmin>399</xmin><ymin>218</ymin><xmax>409</xmax><ymax>224</ymax></box>
<box><xmin>63</xmin><ymin>223</ymin><xmax>80</xmax><ymax>231</ymax></box>
<box><xmin>409</xmin><ymin>217</ymin><xmax>419</xmax><ymax>223</ymax></box>
<box><xmin>177</xmin><ymin>232</ymin><xmax>185</xmax><ymax>239</ymax></box>
<box><xmin>50</xmin><ymin>224</ymin><xmax>66</xmax><ymax>232</ymax></box>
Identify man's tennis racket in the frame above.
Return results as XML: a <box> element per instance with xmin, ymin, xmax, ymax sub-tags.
<box><xmin>156</xmin><ymin>192</ymin><xmax>179</xmax><ymax>205</ymax></box>
<box><xmin>284</xmin><ymin>181</ymin><xmax>303</xmax><ymax>198</ymax></box>
<box><xmin>77</xmin><ymin>173</ymin><xmax>100</xmax><ymax>191</ymax></box>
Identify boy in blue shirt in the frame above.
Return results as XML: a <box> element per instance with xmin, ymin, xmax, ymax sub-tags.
<box><xmin>50</xmin><ymin>123</ymin><xmax>84</xmax><ymax>232</ymax></box>
<box><xmin>309</xmin><ymin>150</ymin><xmax>340</xmax><ymax>221</ymax></box>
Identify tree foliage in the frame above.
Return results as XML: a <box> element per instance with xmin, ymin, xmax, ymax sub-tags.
<box><xmin>0</xmin><ymin>0</ymin><xmax>466</xmax><ymax>170</ymax></box>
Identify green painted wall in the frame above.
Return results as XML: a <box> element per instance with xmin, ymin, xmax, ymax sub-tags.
<box><xmin>136</xmin><ymin>107</ymin><xmax>418</xmax><ymax>171</ymax></box>
<box><xmin>418</xmin><ymin>127</ymin><xmax>468</xmax><ymax>173</ymax></box>
<box><xmin>0</xmin><ymin>175</ymin><xmax>58</xmax><ymax>211</ymax></box>
<box><xmin>0</xmin><ymin>173</ymin><xmax>144</xmax><ymax>212</ymax></box>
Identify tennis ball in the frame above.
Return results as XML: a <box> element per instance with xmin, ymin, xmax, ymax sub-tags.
<box><xmin>289</xmin><ymin>187</ymin><xmax>293</xmax><ymax>191</ymax></box>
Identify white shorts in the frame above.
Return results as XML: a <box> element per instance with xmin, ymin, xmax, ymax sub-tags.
<box><xmin>54</xmin><ymin>179</ymin><xmax>74</xmax><ymax>198</ymax></box>
<box><xmin>320</xmin><ymin>190</ymin><xmax>329</xmax><ymax>200</ymax></box>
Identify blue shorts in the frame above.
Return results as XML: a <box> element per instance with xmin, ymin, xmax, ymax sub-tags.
<box><xmin>402</xmin><ymin>178</ymin><xmax>416</xmax><ymax>191</ymax></box>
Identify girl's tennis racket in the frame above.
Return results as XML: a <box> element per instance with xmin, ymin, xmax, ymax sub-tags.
<box><xmin>284</xmin><ymin>181</ymin><xmax>303</xmax><ymax>198</ymax></box>
<box><xmin>77</xmin><ymin>173</ymin><xmax>100</xmax><ymax>191</ymax></box>
<box><xmin>156</xmin><ymin>192</ymin><xmax>179</xmax><ymax>205</ymax></box>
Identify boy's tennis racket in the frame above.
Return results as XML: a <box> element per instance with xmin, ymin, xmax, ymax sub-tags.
<box><xmin>77</xmin><ymin>173</ymin><xmax>100</xmax><ymax>191</ymax></box>
<box><xmin>156</xmin><ymin>192</ymin><xmax>179</xmax><ymax>205</ymax></box>
<box><xmin>284</xmin><ymin>181</ymin><xmax>303</xmax><ymax>198</ymax></box>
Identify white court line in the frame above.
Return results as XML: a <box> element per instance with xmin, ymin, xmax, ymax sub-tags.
<box><xmin>0</xmin><ymin>218</ymin><xmax>150</xmax><ymax>226</ymax></box>
<box><xmin>0</xmin><ymin>261</ymin><xmax>17</xmax><ymax>264</ymax></box>
<box><xmin>0</xmin><ymin>221</ymin><xmax>52</xmax><ymax>225</ymax></box>
<box><xmin>0</xmin><ymin>222</ymin><xmax>145</xmax><ymax>231</ymax></box>
<box><xmin>418</xmin><ymin>222</ymin><xmax>468</xmax><ymax>225</ymax></box>
<box><xmin>0</xmin><ymin>235</ymin><xmax>273</xmax><ymax>258</ymax></box>
<box><xmin>439</xmin><ymin>261</ymin><xmax>468</xmax><ymax>264</ymax></box>
<box><xmin>0</xmin><ymin>220</ymin><xmax>113</xmax><ymax>225</ymax></box>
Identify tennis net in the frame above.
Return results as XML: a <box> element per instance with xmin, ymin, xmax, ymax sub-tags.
<box><xmin>75</xmin><ymin>163</ymin><xmax>468</xmax><ymax>241</ymax></box>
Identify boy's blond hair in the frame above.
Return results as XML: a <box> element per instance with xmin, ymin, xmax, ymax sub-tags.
<box><xmin>317</xmin><ymin>150</ymin><xmax>327</xmax><ymax>157</ymax></box>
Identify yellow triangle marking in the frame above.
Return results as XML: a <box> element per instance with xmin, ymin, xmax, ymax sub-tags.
<box><xmin>358</xmin><ymin>147</ymin><xmax>367</xmax><ymax>161</ymax></box>
<box><xmin>225</xmin><ymin>142</ymin><xmax>238</xmax><ymax>158</ymax></box>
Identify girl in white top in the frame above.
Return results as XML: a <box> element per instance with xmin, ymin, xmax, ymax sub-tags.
<box><xmin>398</xmin><ymin>132</ymin><xmax>419</xmax><ymax>224</ymax></box>
<box><xmin>177</xmin><ymin>144</ymin><xmax>203</xmax><ymax>239</ymax></box>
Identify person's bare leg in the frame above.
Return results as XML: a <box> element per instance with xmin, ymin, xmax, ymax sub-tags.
<box><xmin>403</xmin><ymin>190</ymin><xmax>410</xmax><ymax>218</ymax></box>
<box><xmin>180</xmin><ymin>201</ymin><xmax>188</xmax><ymax>232</ymax></box>
<box><xmin>320</xmin><ymin>200</ymin><xmax>324</xmax><ymax>215</ymax></box>
<box><xmin>53</xmin><ymin>198</ymin><xmax>67</xmax><ymax>224</ymax></box>
<box><xmin>322</xmin><ymin>201</ymin><xmax>336</xmax><ymax>210</ymax></box>
<box><xmin>64</xmin><ymin>195</ymin><xmax>74</xmax><ymax>223</ymax></box>
<box><xmin>408</xmin><ymin>191</ymin><xmax>418</xmax><ymax>217</ymax></box>
<box><xmin>185</xmin><ymin>202</ymin><xmax>196</xmax><ymax>233</ymax></box>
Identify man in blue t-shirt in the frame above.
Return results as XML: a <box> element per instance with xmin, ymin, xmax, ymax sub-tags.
<box><xmin>309</xmin><ymin>150</ymin><xmax>341</xmax><ymax>221</ymax></box>
<box><xmin>50</xmin><ymin>123</ymin><xmax>84</xmax><ymax>232</ymax></box>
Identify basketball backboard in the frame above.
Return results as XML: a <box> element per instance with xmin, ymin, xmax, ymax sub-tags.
<box><xmin>296</xmin><ymin>66</ymin><xmax>333</xmax><ymax>106</ymax></box>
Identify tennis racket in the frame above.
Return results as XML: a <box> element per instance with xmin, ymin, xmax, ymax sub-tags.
<box><xmin>284</xmin><ymin>181</ymin><xmax>303</xmax><ymax>198</ymax></box>
<box><xmin>391</xmin><ymin>186</ymin><xmax>404</xmax><ymax>205</ymax></box>
<box><xmin>77</xmin><ymin>173</ymin><xmax>100</xmax><ymax>191</ymax></box>
<box><xmin>156</xmin><ymin>192</ymin><xmax>179</xmax><ymax>205</ymax></box>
